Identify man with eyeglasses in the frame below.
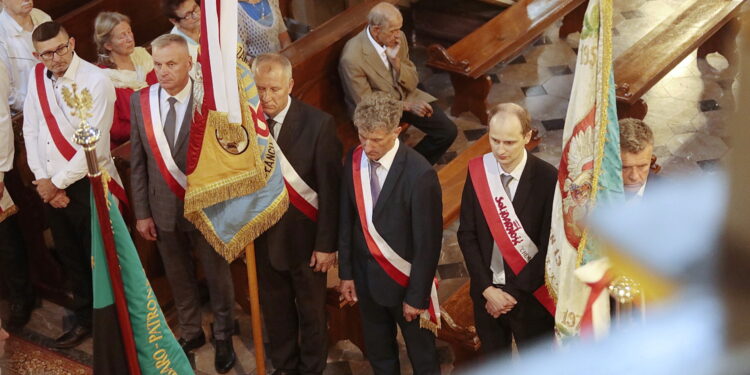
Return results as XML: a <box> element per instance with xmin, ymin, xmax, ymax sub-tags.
<box><xmin>22</xmin><ymin>21</ymin><xmax>122</xmax><ymax>349</ymax></box>
<box><xmin>0</xmin><ymin>0</ymin><xmax>51</xmax><ymax>112</ymax></box>
<box><xmin>162</xmin><ymin>0</ymin><xmax>200</xmax><ymax>70</ymax></box>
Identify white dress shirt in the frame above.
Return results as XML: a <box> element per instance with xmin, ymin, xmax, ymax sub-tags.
<box><xmin>159</xmin><ymin>80</ymin><xmax>192</xmax><ymax>144</ymax></box>
<box><xmin>368</xmin><ymin>138</ymin><xmax>400</xmax><ymax>191</ymax></box>
<box><xmin>490</xmin><ymin>150</ymin><xmax>528</xmax><ymax>285</ymax></box>
<box><xmin>366</xmin><ymin>26</ymin><xmax>390</xmax><ymax>70</ymax></box>
<box><xmin>22</xmin><ymin>54</ymin><xmax>117</xmax><ymax>189</ymax></box>
<box><xmin>0</xmin><ymin>8</ymin><xmax>51</xmax><ymax>112</ymax></box>
<box><xmin>266</xmin><ymin>95</ymin><xmax>292</xmax><ymax>139</ymax></box>
<box><xmin>0</xmin><ymin>56</ymin><xmax>13</xmax><ymax>182</ymax></box>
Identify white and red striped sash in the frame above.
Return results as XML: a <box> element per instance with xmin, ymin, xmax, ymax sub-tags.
<box><xmin>351</xmin><ymin>146</ymin><xmax>440</xmax><ymax>332</ymax></box>
<box><xmin>276</xmin><ymin>145</ymin><xmax>318</xmax><ymax>222</ymax></box>
<box><xmin>34</xmin><ymin>64</ymin><xmax>129</xmax><ymax>206</ymax></box>
<box><xmin>138</xmin><ymin>85</ymin><xmax>187</xmax><ymax>199</ymax></box>
<box><xmin>468</xmin><ymin>153</ymin><xmax>555</xmax><ymax>315</ymax></box>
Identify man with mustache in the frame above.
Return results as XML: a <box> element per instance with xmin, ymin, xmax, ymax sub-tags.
<box><xmin>23</xmin><ymin>21</ymin><xmax>123</xmax><ymax>349</ymax></box>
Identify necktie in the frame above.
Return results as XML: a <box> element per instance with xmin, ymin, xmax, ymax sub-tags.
<box><xmin>369</xmin><ymin>160</ymin><xmax>382</xmax><ymax>204</ymax></box>
<box><xmin>164</xmin><ymin>97</ymin><xmax>178</xmax><ymax>149</ymax></box>
<box><xmin>501</xmin><ymin>173</ymin><xmax>513</xmax><ymax>200</ymax></box>
<box><xmin>267</xmin><ymin>118</ymin><xmax>277</xmax><ymax>138</ymax></box>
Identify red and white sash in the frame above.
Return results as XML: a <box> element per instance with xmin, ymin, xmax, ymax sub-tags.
<box><xmin>138</xmin><ymin>84</ymin><xmax>187</xmax><ymax>199</ymax></box>
<box><xmin>351</xmin><ymin>146</ymin><xmax>441</xmax><ymax>333</ymax></box>
<box><xmin>33</xmin><ymin>64</ymin><xmax>129</xmax><ymax>206</ymax></box>
<box><xmin>468</xmin><ymin>153</ymin><xmax>556</xmax><ymax>315</ymax></box>
<box><xmin>276</xmin><ymin>145</ymin><xmax>318</xmax><ymax>222</ymax></box>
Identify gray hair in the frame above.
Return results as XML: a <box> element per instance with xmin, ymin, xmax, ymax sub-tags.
<box><xmin>353</xmin><ymin>92</ymin><xmax>402</xmax><ymax>133</ymax></box>
<box><xmin>368</xmin><ymin>2</ymin><xmax>401</xmax><ymax>28</ymax></box>
<box><xmin>619</xmin><ymin>118</ymin><xmax>654</xmax><ymax>153</ymax></box>
<box><xmin>251</xmin><ymin>53</ymin><xmax>293</xmax><ymax>81</ymax></box>
<box><xmin>94</xmin><ymin>11</ymin><xmax>131</xmax><ymax>67</ymax></box>
<box><xmin>151</xmin><ymin>33</ymin><xmax>189</xmax><ymax>52</ymax></box>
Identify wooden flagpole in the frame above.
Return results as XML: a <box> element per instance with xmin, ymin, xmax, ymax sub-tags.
<box><xmin>245</xmin><ymin>241</ymin><xmax>266</xmax><ymax>374</ymax></box>
<box><xmin>66</xmin><ymin>84</ymin><xmax>141</xmax><ymax>374</ymax></box>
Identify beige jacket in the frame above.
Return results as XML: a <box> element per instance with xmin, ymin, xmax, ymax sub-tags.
<box><xmin>339</xmin><ymin>28</ymin><xmax>436</xmax><ymax>117</ymax></box>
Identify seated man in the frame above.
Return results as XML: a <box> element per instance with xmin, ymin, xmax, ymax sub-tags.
<box><xmin>339</xmin><ymin>1</ymin><xmax>457</xmax><ymax>165</ymax></box>
<box><xmin>619</xmin><ymin>118</ymin><xmax>656</xmax><ymax>200</ymax></box>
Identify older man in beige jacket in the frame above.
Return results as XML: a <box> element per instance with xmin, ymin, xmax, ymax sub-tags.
<box><xmin>339</xmin><ymin>2</ymin><xmax>457</xmax><ymax>165</ymax></box>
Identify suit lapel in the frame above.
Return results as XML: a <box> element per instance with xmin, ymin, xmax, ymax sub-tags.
<box><xmin>373</xmin><ymin>142</ymin><xmax>407</xmax><ymax>219</ymax></box>
<box><xmin>359</xmin><ymin>29</ymin><xmax>395</xmax><ymax>88</ymax></box>
<box><xmin>512</xmin><ymin>154</ymin><xmax>536</xmax><ymax>212</ymax></box>
<box><xmin>276</xmin><ymin>99</ymin><xmax>299</xmax><ymax>152</ymax></box>
<box><xmin>172</xmin><ymin>83</ymin><xmax>194</xmax><ymax>156</ymax></box>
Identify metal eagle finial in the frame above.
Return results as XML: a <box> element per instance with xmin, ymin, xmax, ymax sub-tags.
<box><xmin>62</xmin><ymin>84</ymin><xmax>100</xmax><ymax>151</ymax></box>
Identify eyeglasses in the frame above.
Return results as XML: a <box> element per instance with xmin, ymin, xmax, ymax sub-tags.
<box><xmin>175</xmin><ymin>6</ymin><xmax>200</xmax><ymax>21</ymax></box>
<box><xmin>38</xmin><ymin>41</ymin><xmax>71</xmax><ymax>61</ymax></box>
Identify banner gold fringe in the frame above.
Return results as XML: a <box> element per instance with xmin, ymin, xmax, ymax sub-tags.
<box><xmin>183</xmin><ymin>61</ymin><xmax>267</xmax><ymax>213</ymax></box>
<box><xmin>577</xmin><ymin>0</ymin><xmax>614</xmax><ymax>268</ymax></box>
<box><xmin>419</xmin><ymin>315</ymin><xmax>440</xmax><ymax>336</ymax></box>
<box><xmin>185</xmin><ymin>189</ymin><xmax>289</xmax><ymax>262</ymax></box>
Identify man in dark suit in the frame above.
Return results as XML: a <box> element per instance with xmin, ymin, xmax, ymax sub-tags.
<box><xmin>457</xmin><ymin>103</ymin><xmax>556</xmax><ymax>355</ymax></box>
<box><xmin>619</xmin><ymin>118</ymin><xmax>657</xmax><ymax>199</ymax></box>
<box><xmin>129</xmin><ymin>34</ymin><xmax>236</xmax><ymax>373</ymax></box>
<box><xmin>339</xmin><ymin>92</ymin><xmax>443</xmax><ymax>374</ymax></box>
<box><xmin>339</xmin><ymin>2</ymin><xmax>457</xmax><ymax>165</ymax></box>
<box><xmin>251</xmin><ymin>53</ymin><xmax>341</xmax><ymax>375</ymax></box>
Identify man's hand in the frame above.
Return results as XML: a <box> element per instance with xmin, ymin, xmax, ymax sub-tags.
<box><xmin>385</xmin><ymin>38</ymin><xmax>401</xmax><ymax>71</ymax></box>
<box><xmin>48</xmin><ymin>190</ymin><xmax>70</xmax><ymax>208</ymax></box>
<box><xmin>404</xmin><ymin>100</ymin><xmax>433</xmax><ymax>118</ymax></box>
<box><xmin>136</xmin><ymin>218</ymin><xmax>158</xmax><ymax>241</ymax></box>
<box><xmin>309</xmin><ymin>251</ymin><xmax>336</xmax><ymax>273</ymax></box>
<box><xmin>0</xmin><ymin>181</ymin><xmax>4</xmax><ymax>200</ymax></box>
<box><xmin>32</xmin><ymin>178</ymin><xmax>59</xmax><ymax>202</ymax></box>
<box><xmin>403</xmin><ymin>302</ymin><xmax>424</xmax><ymax>322</ymax></box>
<box><xmin>339</xmin><ymin>280</ymin><xmax>358</xmax><ymax>304</ymax></box>
<box><xmin>483</xmin><ymin>286</ymin><xmax>517</xmax><ymax>318</ymax></box>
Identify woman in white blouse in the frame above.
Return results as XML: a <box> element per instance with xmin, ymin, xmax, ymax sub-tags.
<box><xmin>94</xmin><ymin>11</ymin><xmax>157</xmax><ymax>149</ymax></box>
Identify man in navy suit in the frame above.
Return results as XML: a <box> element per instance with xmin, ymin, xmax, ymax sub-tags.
<box><xmin>339</xmin><ymin>92</ymin><xmax>443</xmax><ymax>374</ymax></box>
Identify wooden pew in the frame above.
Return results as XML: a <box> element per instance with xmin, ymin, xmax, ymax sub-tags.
<box><xmin>614</xmin><ymin>0</ymin><xmax>743</xmax><ymax>120</ymax></box>
<box><xmin>425</xmin><ymin>0</ymin><xmax>587</xmax><ymax>125</ymax></box>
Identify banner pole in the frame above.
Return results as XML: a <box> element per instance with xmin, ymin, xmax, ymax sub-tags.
<box><xmin>245</xmin><ymin>241</ymin><xmax>266</xmax><ymax>374</ymax></box>
<box><xmin>67</xmin><ymin>84</ymin><xmax>141</xmax><ymax>374</ymax></box>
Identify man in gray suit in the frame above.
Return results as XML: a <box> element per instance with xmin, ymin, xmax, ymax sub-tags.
<box><xmin>339</xmin><ymin>2</ymin><xmax>457</xmax><ymax>165</ymax></box>
<box><xmin>129</xmin><ymin>34</ymin><xmax>236</xmax><ymax>374</ymax></box>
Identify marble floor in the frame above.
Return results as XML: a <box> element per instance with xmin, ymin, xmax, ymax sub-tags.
<box><xmin>0</xmin><ymin>0</ymin><xmax>737</xmax><ymax>374</ymax></box>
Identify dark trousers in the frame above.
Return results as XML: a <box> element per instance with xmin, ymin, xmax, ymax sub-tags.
<box><xmin>44</xmin><ymin>179</ymin><xmax>92</xmax><ymax>328</ymax></box>
<box><xmin>155</xmin><ymin>228</ymin><xmax>235</xmax><ymax>340</ymax></box>
<box><xmin>472</xmin><ymin>290</ymin><xmax>554</xmax><ymax>356</ymax></box>
<box><xmin>401</xmin><ymin>103</ymin><xmax>457</xmax><ymax>165</ymax></box>
<box><xmin>356</xmin><ymin>280</ymin><xmax>439</xmax><ymax>375</ymax></box>
<box><xmin>257</xmin><ymin>246</ymin><xmax>328</xmax><ymax>375</ymax></box>
<box><xmin>0</xmin><ymin>214</ymin><xmax>32</xmax><ymax>304</ymax></box>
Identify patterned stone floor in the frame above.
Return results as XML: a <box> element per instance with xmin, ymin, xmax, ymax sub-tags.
<box><xmin>0</xmin><ymin>0</ymin><xmax>736</xmax><ymax>374</ymax></box>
